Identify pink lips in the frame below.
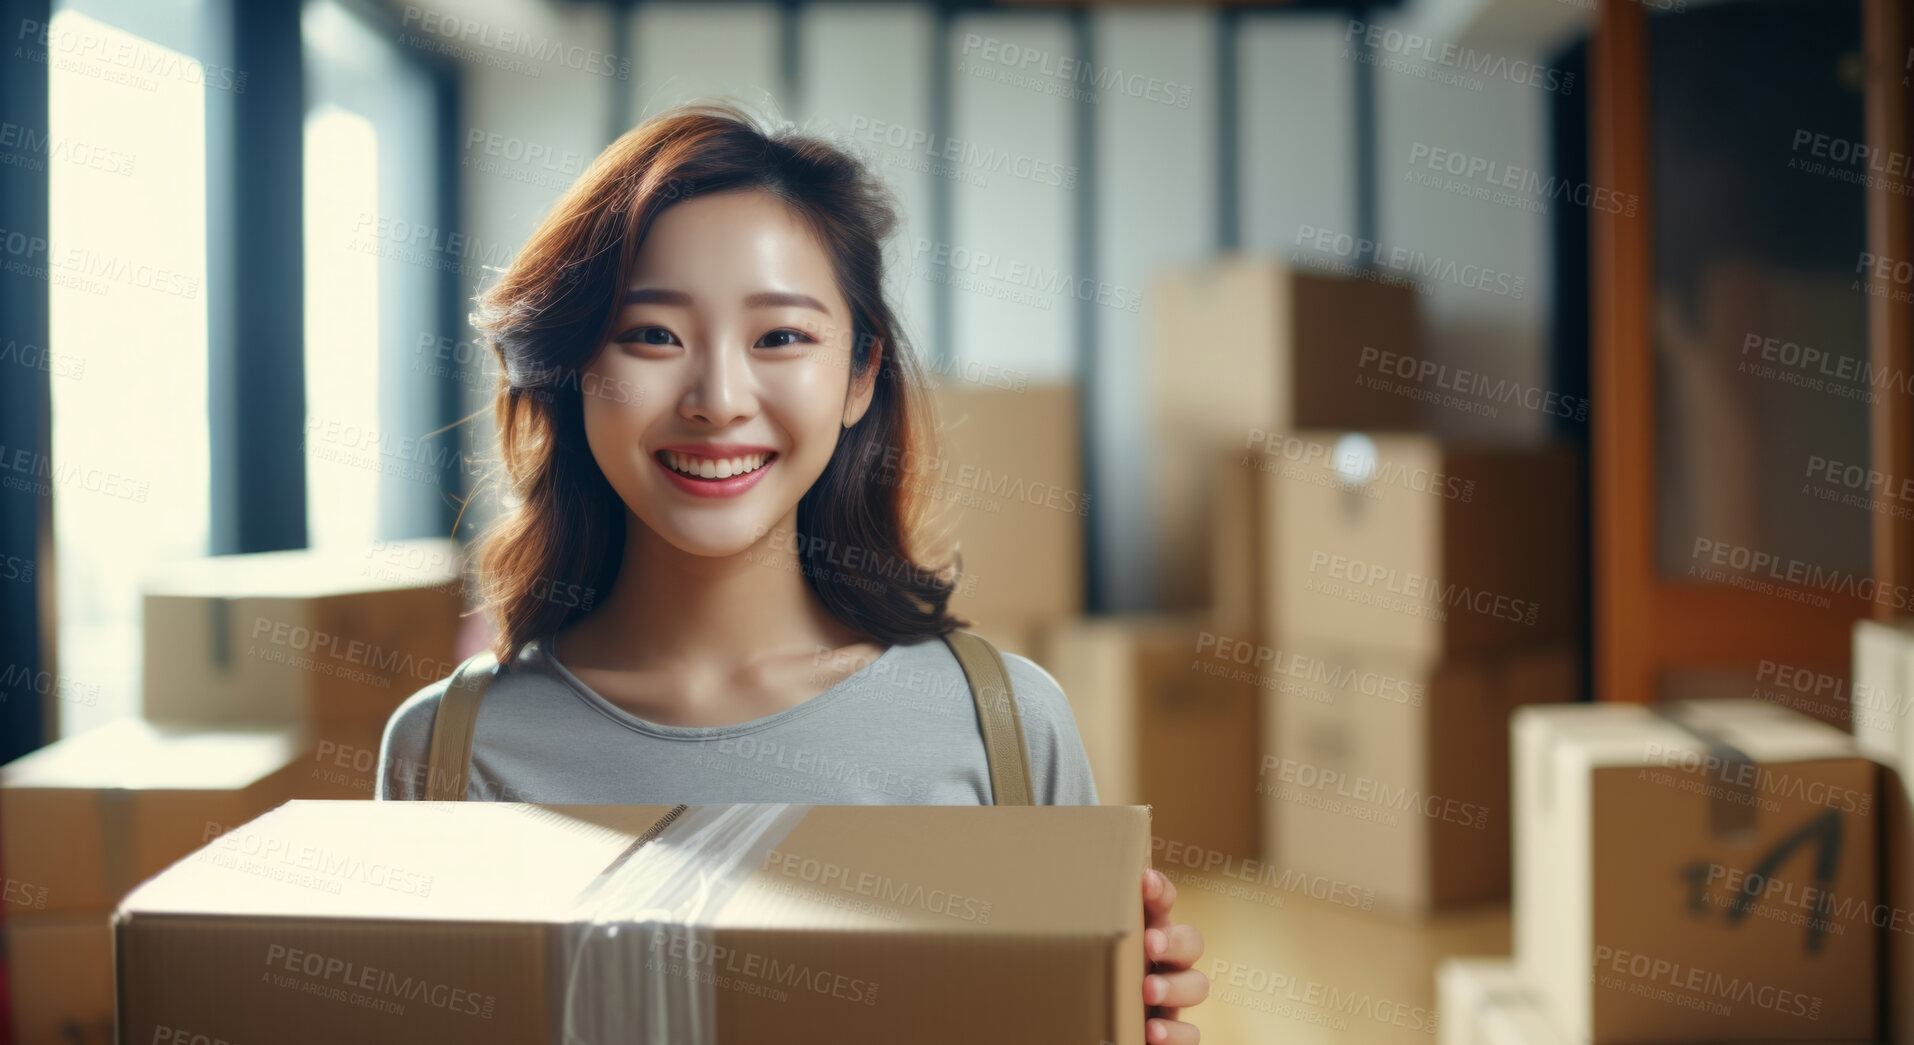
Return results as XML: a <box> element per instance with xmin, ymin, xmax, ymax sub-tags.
<box><xmin>652</xmin><ymin>447</ymin><xmax>778</xmax><ymax>499</ymax></box>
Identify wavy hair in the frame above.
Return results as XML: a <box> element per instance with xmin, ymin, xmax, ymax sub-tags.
<box><xmin>463</xmin><ymin>102</ymin><xmax>966</xmax><ymax>665</ymax></box>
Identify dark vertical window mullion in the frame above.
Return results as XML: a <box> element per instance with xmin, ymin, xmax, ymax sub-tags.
<box><xmin>208</xmin><ymin>0</ymin><xmax>306</xmax><ymax>555</ymax></box>
<box><xmin>434</xmin><ymin>62</ymin><xmax>467</xmax><ymax>538</ymax></box>
<box><xmin>1352</xmin><ymin>2</ymin><xmax>1378</xmax><ymax>257</ymax></box>
<box><xmin>928</xmin><ymin>2</ymin><xmax>954</xmax><ymax>374</ymax></box>
<box><xmin>1215</xmin><ymin>6</ymin><xmax>1240</xmax><ymax>253</ymax></box>
<box><xmin>1</xmin><ymin>0</ymin><xmax>54</xmax><ymax>759</ymax></box>
<box><xmin>1069</xmin><ymin>9</ymin><xmax>1100</xmax><ymax>614</ymax></box>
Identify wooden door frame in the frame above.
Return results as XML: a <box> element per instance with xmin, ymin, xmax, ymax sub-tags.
<box><xmin>1590</xmin><ymin>0</ymin><xmax>1905</xmax><ymax>703</ymax></box>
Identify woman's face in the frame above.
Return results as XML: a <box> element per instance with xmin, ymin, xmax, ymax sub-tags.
<box><xmin>581</xmin><ymin>188</ymin><xmax>878</xmax><ymax>558</ymax></box>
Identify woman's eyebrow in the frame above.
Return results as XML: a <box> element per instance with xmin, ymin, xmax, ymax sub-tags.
<box><xmin>744</xmin><ymin>291</ymin><xmax>831</xmax><ymax>314</ymax></box>
<box><xmin>621</xmin><ymin>287</ymin><xmax>692</xmax><ymax>306</ymax></box>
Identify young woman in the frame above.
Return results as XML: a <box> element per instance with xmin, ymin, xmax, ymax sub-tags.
<box><xmin>377</xmin><ymin>102</ymin><xmax>1208</xmax><ymax>1043</ymax></box>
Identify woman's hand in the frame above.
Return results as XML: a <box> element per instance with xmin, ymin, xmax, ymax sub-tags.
<box><xmin>1143</xmin><ymin>867</ymin><xmax>1208</xmax><ymax>1044</ymax></box>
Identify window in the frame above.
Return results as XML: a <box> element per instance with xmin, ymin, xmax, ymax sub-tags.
<box><xmin>47</xmin><ymin>6</ymin><xmax>211</xmax><ymax>736</ymax></box>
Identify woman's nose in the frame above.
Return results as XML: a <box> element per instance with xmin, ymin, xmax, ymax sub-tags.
<box><xmin>679</xmin><ymin>341</ymin><xmax>755</xmax><ymax>425</ymax></box>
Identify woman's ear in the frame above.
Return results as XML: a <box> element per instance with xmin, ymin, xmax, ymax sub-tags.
<box><xmin>842</xmin><ymin>336</ymin><xmax>883</xmax><ymax>428</ymax></box>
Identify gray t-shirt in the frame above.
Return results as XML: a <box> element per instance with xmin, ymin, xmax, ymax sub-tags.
<box><xmin>376</xmin><ymin>634</ymin><xmax>1100</xmax><ymax>806</ymax></box>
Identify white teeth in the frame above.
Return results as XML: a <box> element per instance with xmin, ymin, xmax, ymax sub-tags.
<box><xmin>664</xmin><ymin>451</ymin><xmax>768</xmax><ymax>480</ymax></box>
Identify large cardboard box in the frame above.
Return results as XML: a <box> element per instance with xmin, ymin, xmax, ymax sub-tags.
<box><xmin>1438</xmin><ymin>958</ymin><xmax>1568</xmax><ymax>1045</ymax></box>
<box><xmin>116</xmin><ymin>801</ymin><xmax>1150</xmax><ymax>1044</ymax></box>
<box><xmin>1270</xmin><ymin>643</ymin><xmax>1575</xmax><ymax>913</ymax></box>
<box><xmin>1852</xmin><ymin>618</ymin><xmax>1914</xmax><ymax>1045</ymax></box>
<box><xmin>1242</xmin><ymin>432</ymin><xmax>1581</xmax><ymax>659</ymax></box>
<box><xmin>1</xmin><ymin>718</ymin><xmax>304</xmax><ymax>913</ymax></box>
<box><xmin>923</xmin><ymin>383</ymin><xmax>1084</xmax><ymax>629</ymax></box>
<box><xmin>1513</xmin><ymin>700</ymin><xmax>1879</xmax><ymax>1045</ymax></box>
<box><xmin>5</xmin><ymin>912</ymin><xmax>115</xmax><ymax>1044</ymax></box>
<box><xmin>141</xmin><ymin>538</ymin><xmax>464</xmax><ymax>728</ymax></box>
<box><xmin>1150</xmin><ymin>256</ymin><xmax>1423</xmax><ymax>609</ymax></box>
<box><xmin>1037</xmin><ymin>615</ymin><xmax>1260</xmax><ymax>860</ymax></box>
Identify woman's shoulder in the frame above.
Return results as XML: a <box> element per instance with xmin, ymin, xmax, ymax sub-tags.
<box><xmin>376</xmin><ymin>644</ymin><xmax>542</xmax><ymax>799</ymax></box>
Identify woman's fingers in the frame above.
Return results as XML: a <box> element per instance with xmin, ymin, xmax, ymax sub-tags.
<box><xmin>1146</xmin><ymin>1017</ymin><xmax>1201</xmax><ymax>1045</ymax></box>
<box><xmin>1143</xmin><ymin>868</ymin><xmax>1179</xmax><ymax>926</ymax></box>
<box><xmin>1144</xmin><ymin>966</ymin><xmax>1209</xmax><ymax>1008</ymax></box>
<box><xmin>1146</xmin><ymin>923</ymin><xmax>1204</xmax><ymax>968</ymax></box>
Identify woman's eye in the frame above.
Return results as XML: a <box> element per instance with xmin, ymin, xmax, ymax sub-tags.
<box><xmin>618</xmin><ymin>326</ymin><xmax>679</xmax><ymax>346</ymax></box>
<box><xmin>755</xmin><ymin>328</ymin><xmax>814</xmax><ymax>349</ymax></box>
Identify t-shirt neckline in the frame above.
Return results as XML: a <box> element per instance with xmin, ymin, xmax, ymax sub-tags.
<box><xmin>534</xmin><ymin>632</ymin><xmax>905</xmax><ymax>740</ymax></box>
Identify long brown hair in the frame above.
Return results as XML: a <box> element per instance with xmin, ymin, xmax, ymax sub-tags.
<box><xmin>464</xmin><ymin>101</ymin><xmax>966</xmax><ymax>666</ymax></box>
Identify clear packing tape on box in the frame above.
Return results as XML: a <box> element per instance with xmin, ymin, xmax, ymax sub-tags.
<box><xmin>560</xmin><ymin>803</ymin><xmax>811</xmax><ymax>1045</ymax></box>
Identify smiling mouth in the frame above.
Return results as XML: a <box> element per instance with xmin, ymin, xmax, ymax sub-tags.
<box><xmin>655</xmin><ymin>450</ymin><xmax>778</xmax><ymax>481</ymax></box>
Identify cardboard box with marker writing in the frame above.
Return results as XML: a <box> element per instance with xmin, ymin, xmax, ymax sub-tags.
<box><xmin>115</xmin><ymin>800</ymin><xmax>1151</xmax><ymax>1044</ymax></box>
<box><xmin>1513</xmin><ymin>699</ymin><xmax>1879</xmax><ymax>1045</ymax></box>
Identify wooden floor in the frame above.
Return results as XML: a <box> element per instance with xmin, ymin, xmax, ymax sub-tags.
<box><xmin>1168</xmin><ymin>867</ymin><xmax>1512</xmax><ymax>1045</ymax></box>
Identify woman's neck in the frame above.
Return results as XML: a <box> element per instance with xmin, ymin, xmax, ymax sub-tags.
<box><xmin>557</xmin><ymin>506</ymin><xmax>872</xmax><ymax>678</ymax></box>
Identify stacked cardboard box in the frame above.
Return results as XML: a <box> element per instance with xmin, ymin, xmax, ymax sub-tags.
<box><xmin>1436</xmin><ymin>699</ymin><xmax>1882</xmax><ymax>1045</ymax></box>
<box><xmin>1</xmin><ymin>719</ymin><xmax>310</xmax><ymax>1040</ymax></box>
<box><xmin>114</xmin><ymin>801</ymin><xmax>1151</xmax><ymax>1044</ymax></box>
<box><xmin>1150</xmin><ymin>256</ymin><xmax>1425</xmax><ymax>612</ymax></box>
<box><xmin>1438</xmin><ymin>959</ymin><xmax>1567</xmax><ymax>1045</ymax></box>
<box><xmin>140</xmin><ymin>537</ymin><xmax>465</xmax><ymax>798</ymax></box>
<box><xmin>1850</xmin><ymin>619</ymin><xmax>1914</xmax><ymax>1045</ymax></box>
<box><xmin>928</xmin><ymin>382</ymin><xmax>1085</xmax><ymax>659</ymax></box>
<box><xmin>3</xmin><ymin>539</ymin><xmax>463</xmax><ymax>1041</ymax></box>
<box><xmin>1036</xmin><ymin>614</ymin><xmax>1260</xmax><ymax>860</ymax></box>
<box><xmin>1218</xmin><ymin>428</ymin><xmax>1583</xmax><ymax>912</ymax></box>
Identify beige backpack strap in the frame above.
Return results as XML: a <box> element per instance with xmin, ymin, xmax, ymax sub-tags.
<box><xmin>424</xmin><ymin>650</ymin><xmax>499</xmax><ymax>801</ymax></box>
<box><xmin>943</xmin><ymin>629</ymin><xmax>1034</xmax><ymax>806</ymax></box>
